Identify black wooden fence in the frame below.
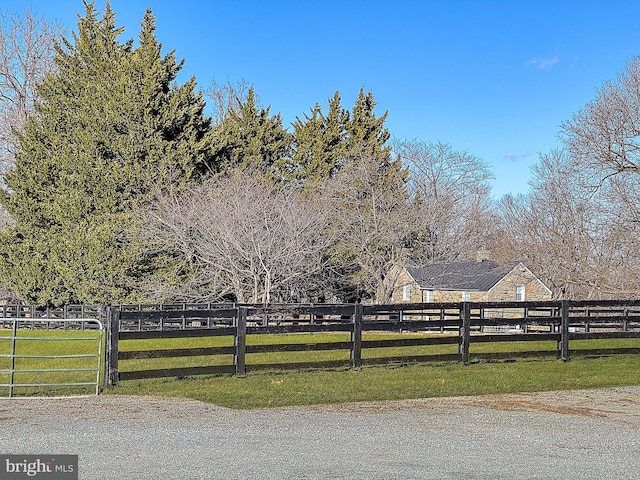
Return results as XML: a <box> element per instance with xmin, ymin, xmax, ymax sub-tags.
<box><xmin>103</xmin><ymin>299</ymin><xmax>640</xmax><ymax>386</ymax></box>
<box><xmin>0</xmin><ymin>304</ymin><xmax>103</xmax><ymax>330</ymax></box>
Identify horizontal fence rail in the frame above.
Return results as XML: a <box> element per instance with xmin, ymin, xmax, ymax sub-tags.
<box><xmin>103</xmin><ymin>299</ymin><xmax>640</xmax><ymax>385</ymax></box>
<box><xmin>4</xmin><ymin>300</ymin><xmax>639</xmax><ymax>388</ymax></box>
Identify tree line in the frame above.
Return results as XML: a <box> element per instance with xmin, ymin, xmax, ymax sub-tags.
<box><xmin>0</xmin><ymin>2</ymin><xmax>638</xmax><ymax>306</ymax></box>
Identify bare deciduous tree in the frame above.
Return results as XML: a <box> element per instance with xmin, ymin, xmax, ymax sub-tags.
<box><xmin>394</xmin><ymin>139</ymin><xmax>496</xmax><ymax>263</ymax></box>
<box><xmin>562</xmin><ymin>56</ymin><xmax>640</xmax><ymax>180</ymax></box>
<box><xmin>561</xmin><ymin>56</ymin><xmax>640</xmax><ymax>220</ymax></box>
<box><xmin>205</xmin><ymin>78</ymin><xmax>251</xmax><ymax>125</ymax></box>
<box><xmin>323</xmin><ymin>150</ymin><xmax>421</xmax><ymax>303</ymax></box>
<box><xmin>139</xmin><ymin>169</ymin><xmax>332</xmax><ymax>304</ymax></box>
<box><xmin>0</xmin><ymin>9</ymin><xmax>61</xmax><ymax>171</ymax></box>
<box><xmin>545</xmin><ymin>55</ymin><xmax>640</xmax><ymax>298</ymax></box>
<box><xmin>496</xmin><ymin>150</ymin><xmax>640</xmax><ymax>299</ymax></box>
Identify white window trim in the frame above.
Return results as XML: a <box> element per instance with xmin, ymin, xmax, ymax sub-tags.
<box><xmin>515</xmin><ymin>284</ymin><xmax>525</xmax><ymax>302</ymax></box>
<box><xmin>424</xmin><ymin>290</ymin><xmax>434</xmax><ymax>303</ymax></box>
<box><xmin>402</xmin><ymin>284</ymin><xmax>411</xmax><ymax>302</ymax></box>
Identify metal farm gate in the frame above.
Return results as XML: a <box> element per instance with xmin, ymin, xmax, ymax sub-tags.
<box><xmin>0</xmin><ymin>318</ymin><xmax>104</xmax><ymax>398</ymax></box>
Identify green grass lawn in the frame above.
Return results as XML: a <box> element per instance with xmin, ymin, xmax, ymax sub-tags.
<box><xmin>106</xmin><ymin>355</ymin><xmax>640</xmax><ymax>409</ymax></box>
<box><xmin>114</xmin><ymin>331</ymin><xmax>568</xmax><ymax>374</ymax></box>
<box><xmin>110</xmin><ymin>331</ymin><xmax>640</xmax><ymax>409</ymax></box>
<box><xmin>0</xmin><ymin>328</ymin><xmax>103</xmax><ymax>397</ymax></box>
<box><xmin>117</xmin><ymin>332</ymin><xmax>460</xmax><ymax>373</ymax></box>
<box><xmin>4</xmin><ymin>328</ymin><xmax>640</xmax><ymax>406</ymax></box>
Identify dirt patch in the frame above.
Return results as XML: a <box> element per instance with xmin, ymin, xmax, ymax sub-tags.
<box><xmin>488</xmin><ymin>399</ymin><xmax>604</xmax><ymax>417</ymax></box>
<box><xmin>300</xmin><ymin>386</ymin><xmax>640</xmax><ymax>423</ymax></box>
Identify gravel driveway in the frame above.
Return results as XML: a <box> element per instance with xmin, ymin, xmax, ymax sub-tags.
<box><xmin>2</xmin><ymin>387</ymin><xmax>640</xmax><ymax>479</ymax></box>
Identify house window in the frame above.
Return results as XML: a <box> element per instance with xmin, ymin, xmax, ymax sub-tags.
<box><xmin>424</xmin><ymin>290</ymin><xmax>434</xmax><ymax>303</ymax></box>
<box><xmin>461</xmin><ymin>291</ymin><xmax>470</xmax><ymax>302</ymax></box>
<box><xmin>402</xmin><ymin>284</ymin><xmax>411</xmax><ymax>302</ymax></box>
<box><xmin>515</xmin><ymin>285</ymin><xmax>525</xmax><ymax>302</ymax></box>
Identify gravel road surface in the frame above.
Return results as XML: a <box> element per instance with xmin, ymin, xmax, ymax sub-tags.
<box><xmin>2</xmin><ymin>387</ymin><xmax>640</xmax><ymax>479</ymax></box>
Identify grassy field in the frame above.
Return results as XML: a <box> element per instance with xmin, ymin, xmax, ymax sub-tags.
<box><xmin>110</xmin><ymin>331</ymin><xmax>640</xmax><ymax>408</ymax></box>
<box><xmin>106</xmin><ymin>355</ymin><xmax>640</xmax><ymax>409</ymax></box>
<box><xmin>0</xmin><ymin>328</ymin><xmax>103</xmax><ymax>397</ymax></box>
<box><xmin>115</xmin><ymin>331</ymin><xmax>561</xmax><ymax>374</ymax></box>
<box><xmin>3</xmin><ymin>328</ymin><xmax>640</xmax><ymax>406</ymax></box>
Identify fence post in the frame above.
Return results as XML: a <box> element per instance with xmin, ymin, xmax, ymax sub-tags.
<box><xmin>460</xmin><ymin>302</ymin><xmax>471</xmax><ymax>365</ymax></box>
<box><xmin>9</xmin><ymin>319</ymin><xmax>17</xmax><ymax>398</ymax></box>
<box><xmin>351</xmin><ymin>303</ymin><xmax>363</xmax><ymax>368</ymax></box>
<box><xmin>560</xmin><ymin>300</ymin><xmax>570</xmax><ymax>361</ymax></box>
<box><xmin>106</xmin><ymin>308</ymin><xmax>120</xmax><ymax>387</ymax></box>
<box><xmin>235</xmin><ymin>307</ymin><xmax>247</xmax><ymax>377</ymax></box>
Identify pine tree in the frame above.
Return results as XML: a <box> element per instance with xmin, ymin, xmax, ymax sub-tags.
<box><xmin>0</xmin><ymin>2</ymin><xmax>214</xmax><ymax>306</ymax></box>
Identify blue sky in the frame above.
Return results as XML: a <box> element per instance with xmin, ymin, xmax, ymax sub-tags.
<box><xmin>11</xmin><ymin>1</ymin><xmax>640</xmax><ymax>197</ymax></box>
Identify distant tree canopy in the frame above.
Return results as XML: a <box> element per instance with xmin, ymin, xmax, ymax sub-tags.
<box><xmin>0</xmin><ymin>2</ymin><xmax>214</xmax><ymax>305</ymax></box>
<box><xmin>1</xmin><ymin>2</ymin><xmax>639</xmax><ymax>306</ymax></box>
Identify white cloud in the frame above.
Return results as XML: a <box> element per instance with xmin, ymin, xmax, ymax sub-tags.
<box><xmin>526</xmin><ymin>57</ymin><xmax>559</xmax><ymax>70</ymax></box>
<box><xmin>503</xmin><ymin>152</ymin><xmax>529</xmax><ymax>161</ymax></box>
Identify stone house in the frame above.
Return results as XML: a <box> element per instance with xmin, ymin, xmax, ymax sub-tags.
<box><xmin>0</xmin><ymin>284</ymin><xmax>16</xmax><ymax>305</ymax></box>
<box><xmin>392</xmin><ymin>259</ymin><xmax>552</xmax><ymax>304</ymax></box>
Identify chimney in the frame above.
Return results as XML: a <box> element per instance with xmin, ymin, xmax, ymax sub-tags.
<box><xmin>476</xmin><ymin>249</ymin><xmax>491</xmax><ymax>262</ymax></box>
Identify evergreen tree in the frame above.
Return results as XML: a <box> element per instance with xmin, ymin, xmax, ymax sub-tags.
<box><xmin>324</xmin><ymin>151</ymin><xmax>415</xmax><ymax>303</ymax></box>
<box><xmin>345</xmin><ymin>88</ymin><xmax>391</xmax><ymax>163</ymax></box>
<box><xmin>288</xmin><ymin>92</ymin><xmax>348</xmax><ymax>191</ymax></box>
<box><xmin>213</xmin><ymin>86</ymin><xmax>291</xmax><ymax>178</ymax></box>
<box><xmin>320</xmin><ymin>89</ymin><xmax>403</xmax><ymax>302</ymax></box>
<box><xmin>287</xmin><ymin>88</ymin><xmax>389</xmax><ymax>189</ymax></box>
<box><xmin>0</xmin><ymin>2</ymin><xmax>214</xmax><ymax>305</ymax></box>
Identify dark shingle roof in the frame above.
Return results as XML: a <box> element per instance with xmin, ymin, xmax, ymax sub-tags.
<box><xmin>407</xmin><ymin>260</ymin><xmax>512</xmax><ymax>291</ymax></box>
